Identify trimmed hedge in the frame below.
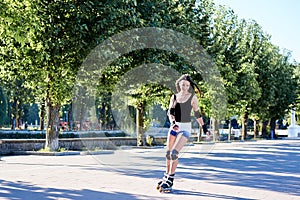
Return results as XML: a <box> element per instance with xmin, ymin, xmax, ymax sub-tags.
<box><xmin>0</xmin><ymin>130</ymin><xmax>127</xmax><ymax>139</ymax></box>
<box><xmin>0</xmin><ymin>132</ymin><xmax>45</xmax><ymax>139</ymax></box>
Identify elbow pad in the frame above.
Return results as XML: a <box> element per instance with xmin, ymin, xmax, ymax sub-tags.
<box><xmin>169</xmin><ymin>108</ymin><xmax>175</xmax><ymax>116</ymax></box>
<box><xmin>194</xmin><ymin>110</ymin><xmax>201</xmax><ymax>118</ymax></box>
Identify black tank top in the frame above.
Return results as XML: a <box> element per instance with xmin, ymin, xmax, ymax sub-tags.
<box><xmin>174</xmin><ymin>94</ymin><xmax>193</xmax><ymax>123</ymax></box>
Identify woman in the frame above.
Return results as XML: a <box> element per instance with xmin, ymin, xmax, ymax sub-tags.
<box><xmin>157</xmin><ymin>74</ymin><xmax>208</xmax><ymax>192</ymax></box>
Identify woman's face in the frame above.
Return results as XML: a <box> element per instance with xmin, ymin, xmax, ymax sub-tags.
<box><xmin>179</xmin><ymin>80</ymin><xmax>190</xmax><ymax>92</ymax></box>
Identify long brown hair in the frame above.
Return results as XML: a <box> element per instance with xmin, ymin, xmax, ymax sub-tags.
<box><xmin>175</xmin><ymin>74</ymin><xmax>202</xmax><ymax>96</ymax></box>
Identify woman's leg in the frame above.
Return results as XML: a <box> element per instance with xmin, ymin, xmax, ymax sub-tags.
<box><xmin>166</xmin><ymin>134</ymin><xmax>177</xmax><ymax>173</ymax></box>
<box><xmin>159</xmin><ymin>132</ymin><xmax>188</xmax><ymax>190</ymax></box>
<box><xmin>157</xmin><ymin>133</ymin><xmax>176</xmax><ymax>189</ymax></box>
<box><xmin>168</xmin><ymin>133</ymin><xmax>188</xmax><ymax>174</ymax></box>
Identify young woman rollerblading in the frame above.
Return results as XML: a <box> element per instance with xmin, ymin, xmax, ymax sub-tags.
<box><xmin>157</xmin><ymin>74</ymin><xmax>209</xmax><ymax>193</ymax></box>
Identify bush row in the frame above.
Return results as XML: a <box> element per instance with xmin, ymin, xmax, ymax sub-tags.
<box><xmin>0</xmin><ymin>131</ymin><xmax>127</xmax><ymax>139</ymax></box>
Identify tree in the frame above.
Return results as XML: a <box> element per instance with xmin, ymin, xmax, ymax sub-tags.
<box><xmin>0</xmin><ymin>87</ymin><xmax>9</xmax><ymax>127</ymax></box>
<box><xmin>210</xmin><ymin>2</ymin><xmax>300</xmax><ymax>141</ymax></box>
<box><xmin>294</xmin><ymin>63</ymin><xmax>300</xmax><ymax>123</ymax></box>
<box><xmin>90</xmin><ymin>0</ymin><xmax>215</xmax><ymax>145</ymax></box>
<box><xmin>255</xmin><ymin>49</ymin><xmax>298</xmax><ymax>137</ymax></box>
<box><xmin>2</xmin><ymin>0</ymin><xmax>297</xmax><ymax>148</ymax></box>
<box><xmin>0</xmin><ymin>0</ymin><xmax>139</xmax><ymax>150</ymax></box>
<box><xmin>0</xmin><ymin>1</ymin><xmax>37</xmax><ymax>129</ymax></box>
<box><xmin>210</xmin><ymin>6</ymin><xmax>263</xmax><ymax>140</ymax></box>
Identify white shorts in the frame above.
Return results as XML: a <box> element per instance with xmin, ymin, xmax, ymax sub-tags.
<box><xmin>169</xmin><ymin>122</ymin><xmax>191</xmax><ymax>139</ymax></box>
<box><xmin>177</xmin><ymin>122</ymin><xmax>191</xmax><ymax>133</ymax></box>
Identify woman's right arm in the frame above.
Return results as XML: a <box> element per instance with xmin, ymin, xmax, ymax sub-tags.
<box><xmin>167</xmin><ymin>95</ymin><xmax>176</xmax><ymax>126</ymax></box>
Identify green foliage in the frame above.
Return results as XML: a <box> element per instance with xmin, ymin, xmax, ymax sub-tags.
<box><xmin>210</xmin><ymin>3</ymin><xmax>298</xmax><ymax>128</ymax></box>
<box><xmin>146</xmin><ymin>135</ymin><xmax>154</xmax><ymax>146</ymax></box>
<box><xmin>0</xmin><ymin>0</ymin><xmax>299</xmax><ymax>144</ymax></box>
<box><xmin>294</xmin><ymin>64</ymin><xmax>300</xmax><ymax>117</ymax></box>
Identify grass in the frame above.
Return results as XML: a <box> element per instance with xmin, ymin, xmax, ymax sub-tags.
<box><xmin>38</xmin><ymin>147</ymin><xmax>68</xmax><ymax>152</ymax></box>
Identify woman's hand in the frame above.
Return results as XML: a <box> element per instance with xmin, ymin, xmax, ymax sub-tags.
<box><xmin>171</xmin><ymin>121</ymin><xmax>179</xmax><ymax>132</ymax></box>
<box><xmin>173</xmin><ymin>124</ymin><xmax>179</xmax><ymax>131</ymax></box>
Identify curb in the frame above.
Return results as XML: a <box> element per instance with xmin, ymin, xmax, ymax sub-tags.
<box><xmin>12</xmin><ymin>151</ymin><xmax>81</xmax><ymax>156</ymax></box>
<box><xmin>80</xmin><ymin>150</ymin><xmax>115</xmax><ymax>155</ymax></box>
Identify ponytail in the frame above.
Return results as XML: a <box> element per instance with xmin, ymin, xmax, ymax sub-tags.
<box><xmin>186</xmin><ymin>75</ymin><xmax>202</xmax><ymax>97</ymax></box>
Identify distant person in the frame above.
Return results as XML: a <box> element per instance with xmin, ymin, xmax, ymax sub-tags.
<box><xmin>25</xmin><ymin>122</ymin><xmax>28</xmax><ymax>130</ymax></box>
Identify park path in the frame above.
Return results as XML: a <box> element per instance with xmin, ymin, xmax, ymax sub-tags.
<box><xmin>0</xmin><ymin>139</ymin><xmax>300</xmax><ymax>200</ymax></box>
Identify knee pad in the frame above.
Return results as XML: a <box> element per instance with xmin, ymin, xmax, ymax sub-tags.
<box><xmin>171</xmin><ymin>149</ymin><xmax>179</xmax><ymax>160</ymax></box>
<box><xmin>166</xmin><ymin>150</ymin><xmax>171</xmax><ymax>160</ymax></box>
<box><xmin>180</xmin><ymin>131</ymin><xmax>190</xmax><ymax>139</ymax></box>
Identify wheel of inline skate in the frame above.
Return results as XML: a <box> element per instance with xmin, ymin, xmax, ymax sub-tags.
<box><xmin>156</xmin><ymin>185</ymin><xmax>161</xmax><ymax>190</ymax></box>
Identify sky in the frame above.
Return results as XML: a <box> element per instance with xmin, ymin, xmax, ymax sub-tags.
<box><xmin>213</xmin><ymin>0</ymin><xmax>300</xmax><ymax>63</ymax></box>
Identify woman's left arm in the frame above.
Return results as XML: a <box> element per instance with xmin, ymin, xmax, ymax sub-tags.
<box><xmin>191</xmin><ymin>95</ymin><xmax>208</xmax><ymax>133</ymax></box>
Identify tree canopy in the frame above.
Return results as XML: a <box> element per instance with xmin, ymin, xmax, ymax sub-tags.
<box><xmin>0</xmin><ymin>0</ymin><xmax>299</xmax><ymax>148</ymax></box>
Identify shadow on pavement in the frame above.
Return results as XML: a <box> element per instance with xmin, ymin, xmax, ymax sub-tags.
<box><xmin>2</xmin><ymin>141</ymin><xmax>299</xmax><ymax>199</ymax></box>
<box><xmin>179</xmin><ymin>142</ymin><xmax>300</xmax><ymax>196</ymax></box>
<box><xmin>94</xmin><ymin>141</ymin><xmax>300</xmax><ymax>197</ymax></box>
<box><xmin>170</xmin><ymin>189</ymin><xmax>256</xmax><ymax>200</ymax></box>
<box><xmin>0</xmin><ymin>179</ymin><xmax>138</xmax><ymax>200</ymax></box>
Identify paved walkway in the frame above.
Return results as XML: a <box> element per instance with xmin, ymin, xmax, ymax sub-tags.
<box><xmin>0</xmin><ymin>139</ymin><xmax>300</xmax><ymax>200</ymax></box>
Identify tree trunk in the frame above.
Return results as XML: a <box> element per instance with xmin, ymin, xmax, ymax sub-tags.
<box><xmin>253</xmin><ymin>118</ymin><xmax>258</xmax><ymax>139</ymax></box>
<box><xmin>79</xmin><ymin>101</ymin><xmax>85</xmax><ymax>131</ymax></box>
<box><xmin>45</xmin><ymin>103</ymin><xmax>60</xmax><ymax>151</ymax></box>
<box><xmin>17</xmin><ymin>100</ymin><xmax>22</xmax><ymax>129</ymax></box>
<box><xmin>241</xmin><ymin>111</ymin><xmax>248</xmax><ymax>140</ymax></box>
<box><xmin>7</xmin><ymin>92</ymin><xmax>11</xmax><ymax>127</ymax></box>
<box><xmin>228</xmin><ymin>120</ymin><xmax>232</xmax><ymax>142</ymax></box>
<box><xmin>68</xmin><ymin>102</ymin><xmax>73</xmax><ymax>131</ymax></box>
<box><xmin>10</xmin><ymin>97</ymin><xmax>17</xmax><ymax>130</ymax></box>
<box><xmin>39</xmin><ymin>101</ymin><xmax>46</xmax><ymax>130</ymax></box>
<box><xmin>136</xmin><ymin>102</ymin><xmax>145</xmax><ymax>146</ymax></box>
<box><xmin>261</xmin><ymin>120</ymin><xmax>269</xmax><ymax>138</ymax></box>
<box><xmin>212</xmin><ymin>118</ymin><xmax>219</xmax><ymax>142</ymax></box>
<box><xmin>105</xmin><ymin>104</ymin><xmax>110</xmax><ymax>129</ymax></box>
<box><xmin>270</xmin><ymin>117</ymin><xmax>276</xmax><ymax>139</ymax></box>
